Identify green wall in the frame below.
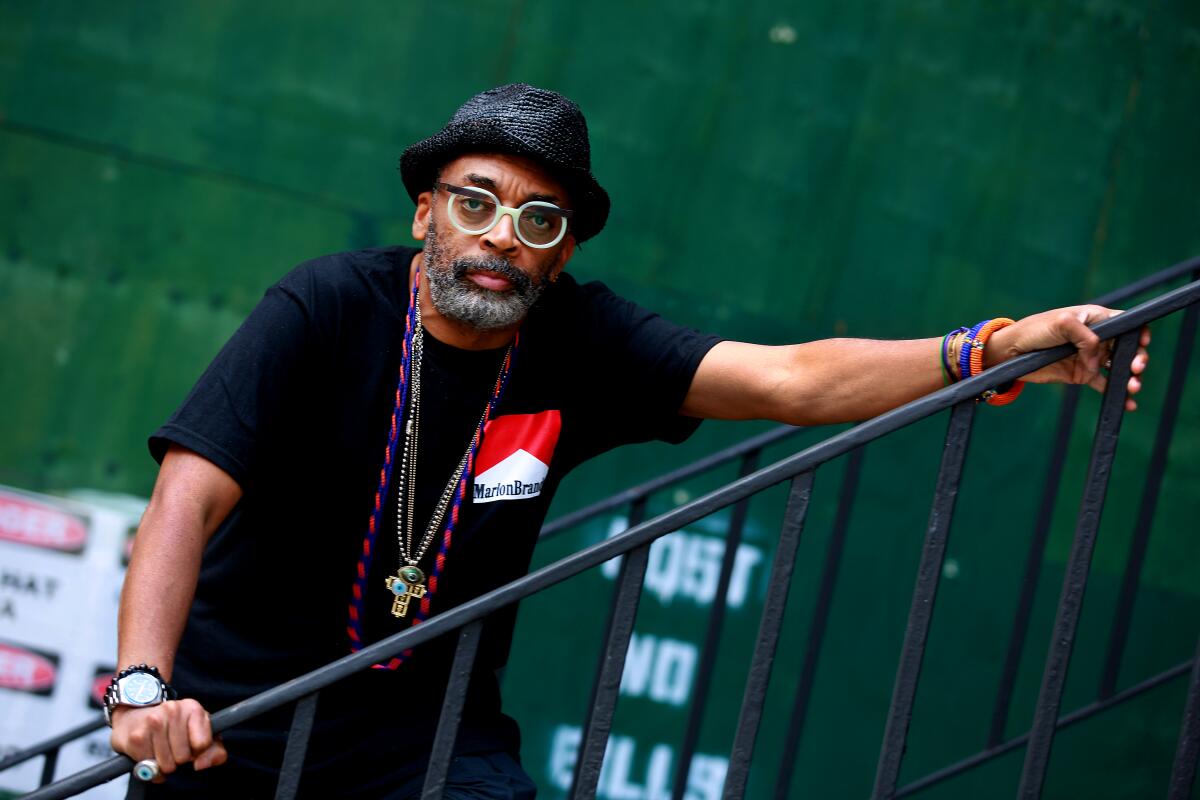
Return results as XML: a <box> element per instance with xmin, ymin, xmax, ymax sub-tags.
<box><xmin>2</xmin><ymin>1</ymin><xmax>1199</xmax><ymax>797</ymax></box>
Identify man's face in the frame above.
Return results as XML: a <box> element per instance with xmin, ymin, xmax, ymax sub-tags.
<box><xmin>412</xmin><ymin>153</ymin><xmax>576</xmax><ymax>331</ymax></box>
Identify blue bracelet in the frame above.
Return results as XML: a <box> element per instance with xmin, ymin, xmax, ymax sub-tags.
<box><xmin>959</xmin><ymin>320</ymin><xmax>990</xmax><ymax>381</ymax></box>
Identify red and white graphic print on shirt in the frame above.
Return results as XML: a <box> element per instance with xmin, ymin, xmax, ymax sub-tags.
<box><xmin>472</xmin><ymin>411</ymin><xmax>562</xmax><ymax>504</ymax></box>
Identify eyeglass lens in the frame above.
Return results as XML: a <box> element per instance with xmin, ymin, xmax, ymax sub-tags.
<box><xmin>448</xmin><ymin>193</ymin><xmax>565</xmax><ymax>246</ymax></box>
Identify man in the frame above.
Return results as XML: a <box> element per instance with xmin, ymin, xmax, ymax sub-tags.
<box><xmin>108</xmin><ymin>84</ymin><xmax>1149</xmax><ymax>798</ymax></box>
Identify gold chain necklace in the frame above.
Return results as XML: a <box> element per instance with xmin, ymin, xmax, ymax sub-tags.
<box><xmin>384</xmin><ymin>293</ymin><xmax>511</xmax><ymax>618</ymax></box>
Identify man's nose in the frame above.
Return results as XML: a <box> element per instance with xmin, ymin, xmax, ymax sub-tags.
<box><xmin>481</xmin><ymin>213</ymin><xmax>520</xmax><ymax>255</ymax></box>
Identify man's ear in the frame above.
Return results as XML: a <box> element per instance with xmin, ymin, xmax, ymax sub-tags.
<box><xmin>412</xmin><ymin>191</ymin><xmax>433</xmax><ymax>241</ymax></box>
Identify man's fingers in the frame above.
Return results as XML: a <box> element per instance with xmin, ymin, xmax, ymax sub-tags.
<box><xmin>1018</xmin><ymin>306</ymin><xmax>1147</xmax><ymax>403</ymax></box>
<box><xmin>183</xmin><ymin>702</ymin><xmax>226</xmax><ymax>771</ymax></box>
<box><xmin>146</xmin><ymin>710</ymin><xmax>177</xmax><ymax>775</ymax></box>
<box><xmin>1055</xmin><ymin>311</ymin><xmax>1103</xmax><ymax>375</ymax></box>
<box><xmin>185</xmin><ymin>705</ymin><xmax>228</xmax><ymax>771</ymax></box>
<box><xmin>193</xmin><ymin>737</ymin><xmax>228</xmax><ymax>771</ymax></box>
<box><xmin>167</xmin><ymin>704</ymin><xmax>196</xmax><ymax>768</ymax></box>
<box><xmin>112</xmin><ymin>701</ymin><xmax>222</xmax><ymax>777</ymax></box>
<box><xmin>1131</xmin><ymin>348</ymin><xmax>1149</xmax><ymax>375</ymax></box>
<box><xmin>1087</xmin><ymin>361</ymin><xmax>1143</xmax><ymax>409</ymax></box>
<box><xmin>186</xmin><ymin>705</ymin><xmax>214</xmax><ymax>754</ymax></box>
<box><xmin>113</xmin><ymin>716</ymin><xmax>143</xmax><ymax>760</ymax></box>
<box><xmin>1075</xmin><ymin>304</ymin><xmax>1122</xmax><ymax>325</ymax></box>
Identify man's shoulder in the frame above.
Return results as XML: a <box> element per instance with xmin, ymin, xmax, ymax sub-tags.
<box><xmin>277</xmin><ymin>245</ymin><xmax>417</xmax><ymax>299</ymax></box>
<box><xmin>534</xmin><ymin>271</ymin><xmax>716</xmax><ymax>351</ymax></box>
<box><xmin>534</xmin><ymin>273</ymin><xmax>650</xmax><ymax>334</ymax></box>
<box><xmin>258</xmin><ymin>246</ymin><xmax>415</xmax><ymax>334</ymax></box>
<box><xmin>536</xmin><ymin>272</ymin><xmax>626</xmax><ymax>315</ymax></box>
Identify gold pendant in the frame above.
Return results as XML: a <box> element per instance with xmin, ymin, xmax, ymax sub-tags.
<box><xmin>385</xmin><ymin>566</ymin><xmax>427</xmax><ymax>618</ymax></box>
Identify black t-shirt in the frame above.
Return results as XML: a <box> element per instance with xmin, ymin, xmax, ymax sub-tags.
<box><xmin>149</xmin><ymin>245</ymin><xmax>720</xmax><ymax>768</ymax></box>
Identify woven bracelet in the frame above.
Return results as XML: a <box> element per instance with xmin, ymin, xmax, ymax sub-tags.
<box><xmin>959</xmin><ymin>320</ymin><xmax>990</xmax><ymax>384</ymax></box>
<box><xmin>967</xmin><ymin>317</ymin><xmax>1025</xmax><ymax>406</ymax></box>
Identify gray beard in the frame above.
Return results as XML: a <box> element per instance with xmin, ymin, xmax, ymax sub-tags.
<box><xmin>422</xmin><ymin>220</ymin><xmax>549</xmax><ymax>331</ymax></box>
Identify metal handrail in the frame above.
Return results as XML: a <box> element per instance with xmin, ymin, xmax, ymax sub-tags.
<box><xmin>0</xmin><ymin>425</ymin><xmax>806</xmax><ymax>780</ymax></box>
<box><xmin>12</xmin><ymin>266</ymin><xmax>1200</xmax><ymax>799</ymax></box>
<box><xmin>541</xmin><ymin>250</ymin><xmax>1200</xmax><ymax>541</ymax></box>
<box><xmin>539</xmin><ymin>423</ymin><xmax>804</xmax><ymax>538</ymax></box>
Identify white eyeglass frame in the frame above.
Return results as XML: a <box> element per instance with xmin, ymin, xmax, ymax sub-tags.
<box><xmin>438</xmin><ymin>183</ymin><xmax>572</xmax><ymax>249</ymax></box>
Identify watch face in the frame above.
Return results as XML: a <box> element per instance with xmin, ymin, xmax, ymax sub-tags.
<box><xmin>120</xmin><ymin>672</ymin><xmax>162</xmax><ymax>705</ymax></box>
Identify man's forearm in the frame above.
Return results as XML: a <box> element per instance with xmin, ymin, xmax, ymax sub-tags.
<box><xmin>109</xmin><ymin>447</ymin><xmax>239</xmax><ymax>772</ymax></box>
<box><xmin>685</xmin><ymin>304</ymin><xmax>1144</xmax><ymax>424</ymax></box>
<box><xmin>777</xmin><ymin>337</ymin><xmax>946</xmax><ymax>425</ymax></box>
<box><xmin>683</xmin><ymin>337</ymin><xmax>946</xmax><ymax>425</ymax></box>
<box><xmin>117</xmin><ymin>447</ymin><xmax>242</xmax><ymax>677</ymax></box>
<box><xmin>118</xmin><ymin>497</ymin><xmax>208</xmax><ymax>678</ymax></box>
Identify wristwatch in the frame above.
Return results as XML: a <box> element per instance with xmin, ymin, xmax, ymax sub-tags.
<box><xmin>103</xmin><ymin>664</ymin><xmax>177</xmax><ymax>726</ymax></box>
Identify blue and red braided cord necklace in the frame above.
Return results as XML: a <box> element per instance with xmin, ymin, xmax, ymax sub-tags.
<box><xmin>346</xmin><ymin>263</ymin><xmax>517</xmax><ymax>670</ymax></box>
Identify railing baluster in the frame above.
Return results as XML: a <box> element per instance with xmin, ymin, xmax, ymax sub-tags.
<box><xmin>988</xmin><ymin>385</ymin><xmax>1081</xmax><ymax>746</ymax></box>
<box><xmin>571</xmin><ymin>496</ymin><xmax>648</xmax><ymax>798</ymax></box>
<box><xmin>993</xmin><ymin>271</ymin><xmax>1198</xmax><ymax>746</ymax></box>
<box><xmin>671</xmin><ymin>449</ymin><xmax>761</xmax><ymax>800</ymax></box>
<box><xmin>1099</xmin><ymin>298</ymin><xmax>1199</xmax><ymax>699</ymax></box>
<box><xmin>773</xmin><ymin>446</ymin><xmax>865</xmax><ymax>800</ymax></box>
<box><xmin>872</xmin><ymin>401</ymin><xmax>976</xmax><ymax>799</ymax></box>
<box><xmin>422</xmin><ymin>620</ymin><xmax>485</xmax><ymax>800</ymax></box>
<box><xmin>571</xmin><ymin>541</ymin><xmax>652</xmax><ymax>800</ymax></box>
<box><xmin>38</xmin><ymin>746</ymin><xmax>59</xmax><ymax>787</ymax></box>
<box><xmin>721</xmin><ymin>470</ymin><xmax>815</xmax><ymax>800</ymax></box>
<box><xmin>1016</xmin><ymin>330</ymin><xmax>1141</xmax><ymax>798</ymax></box>
<box><xmin>1167</xmin><ymin>637</ymin><xmax>1200</xmax><ymax>799</ymax></box>
<box><xmin>273</xmin><ymin>691</ymin><xmax>319</xmax><ymax>800</ymax></box>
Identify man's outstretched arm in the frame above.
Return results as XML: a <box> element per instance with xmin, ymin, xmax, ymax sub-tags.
<box><xmin>109</xmin><ymin>445</ymin><xmax>241</xmax><ymax>776</ymax></box>
<box><xmin>682</xmin><ymin>304</ymin><xmax>1150</xmax><ymax>425</ymax></box>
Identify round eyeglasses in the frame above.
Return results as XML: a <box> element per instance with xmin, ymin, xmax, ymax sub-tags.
<box><xmin>438</xmin><ymin>183</ymin><xmax>573</xmax><ymax>249</ymax></box>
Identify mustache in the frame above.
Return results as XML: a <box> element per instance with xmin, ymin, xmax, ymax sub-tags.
<box><xmin>451</xmin><ymin>257</ymin><xmax>533</xmax><ymax>294</ymax></box>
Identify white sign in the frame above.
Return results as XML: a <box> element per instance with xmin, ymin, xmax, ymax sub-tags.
<box><xmin>620</xmin><ymin>634</ymin><xmax>696</xmax><ymax>707</ymax></box>
<box><xmin>548</xmin><ymin>725</ymin><xmax>727</xmax><ymax>800</ymax></box>
<box><xmin>0</xmin><ymin>485</ymin><xmax>143</xmax><ymax>799</ymax></box>
<box><xmin>601</xmin><ymin>519</ymin><xmax>764</xmax><ymax>608</ymax></box>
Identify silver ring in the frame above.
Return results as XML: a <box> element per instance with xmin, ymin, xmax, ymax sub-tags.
<box><xmin>133</xmin><ymin>759</ymin><xmax>160</xmax><ymax>782</ymax></box>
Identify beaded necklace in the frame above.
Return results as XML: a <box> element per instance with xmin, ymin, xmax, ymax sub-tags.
<box><xmin>346</xmin><ymin>263</ymin><xmax>517</xmax><ymax>669</ymax></box>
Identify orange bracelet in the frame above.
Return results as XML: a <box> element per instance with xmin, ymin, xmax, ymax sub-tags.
<box><xmin>967</xmin><ymin>317</ymin><xmax>1025</xmax><ymax>405</ymax></box>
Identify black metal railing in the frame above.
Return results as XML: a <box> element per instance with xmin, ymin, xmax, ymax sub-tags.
<box><xmin>5</xmin><ymin>255</ymin><xmax>1199</xmax><ymax>800</ymax></box>
<box><xmin>0</xmin><ymin>427</ymin><xmax>811</xmax><ymax>799</ymax></box>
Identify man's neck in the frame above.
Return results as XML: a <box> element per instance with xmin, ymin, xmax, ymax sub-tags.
<box><xmin>410</xmin><ymin>252</ymin><xmax>521</xmax><ymax>351</ymax></box>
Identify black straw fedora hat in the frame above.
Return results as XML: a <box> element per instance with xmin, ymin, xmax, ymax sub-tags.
<box><xmin>400</xmin><ymin>84</ymin><xmax>610</xmax><ymax>244</ymax></box>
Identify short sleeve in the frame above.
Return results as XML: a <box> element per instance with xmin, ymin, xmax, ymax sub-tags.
<box><xmin>566</xmin><ymin>280</ymin><xmax>722</xmax><ymax>446</ymax></box>
<box><xmin>148</xmin><ymin>283</ymin><xmax>320</xmax><ymax>489</ymax></box>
